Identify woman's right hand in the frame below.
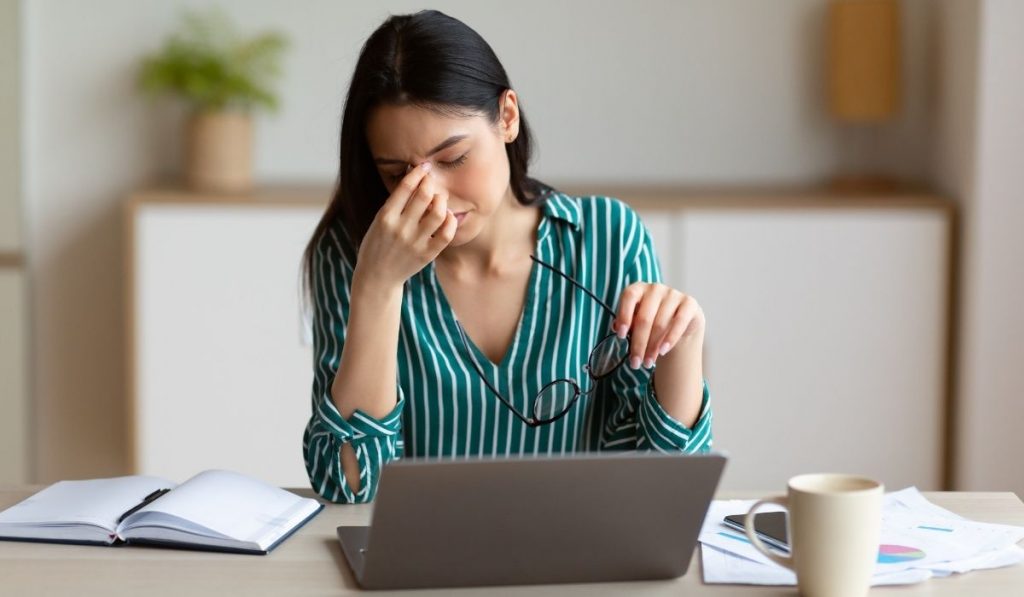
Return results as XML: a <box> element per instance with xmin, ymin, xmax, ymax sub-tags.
<box><xmin>353</xmin><ymin>162</ymin><xmax>458</xmax><ymax>291</ymax></box>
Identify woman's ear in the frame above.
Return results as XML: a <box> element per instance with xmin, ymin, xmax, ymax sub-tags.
<box><xmin>499</xmin><ymin>89</ymin><xmax>520</xmax><ymax>143</ymax></box>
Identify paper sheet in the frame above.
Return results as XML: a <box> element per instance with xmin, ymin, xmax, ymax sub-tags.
<box><xmin>699</xmin><ymin>487</ymin><xmax>1024</xmax><ymax>586</ymax></box>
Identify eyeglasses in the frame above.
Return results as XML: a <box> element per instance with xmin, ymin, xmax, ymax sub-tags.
<box><xmin>455</xmin><ymin>254</ymin><xmax>632</xmax><ymax>427</ymax></box>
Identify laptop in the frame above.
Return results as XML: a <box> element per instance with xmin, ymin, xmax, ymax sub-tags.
<box><xmin>336</xmin><ymin>451</ymin><xmax>727</xmax><ymax>590</ymax></box>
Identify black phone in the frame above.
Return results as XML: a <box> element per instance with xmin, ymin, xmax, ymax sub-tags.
<box><xmin>723</xmin><ymin>511</ymin><xmax>789</xmax><ymax>552</ymax></box>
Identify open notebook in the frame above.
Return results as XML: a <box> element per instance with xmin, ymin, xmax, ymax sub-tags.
<box><xmin>0</xmin><ymin>469</ymin><xmax>323</xmax><ymax>555</ymax></box>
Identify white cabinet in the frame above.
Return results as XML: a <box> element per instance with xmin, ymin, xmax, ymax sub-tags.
<box><xmin>0</xmin><ymin>269</ymin><xmax>28</xmax><ymax>483</ymax></box>
<box><xmin>637</xmin><ymin>202</ymin><xmax>950</xmax><ymax>491</ymax></box>
<box><xmin>129</xmin><ymin>189</ymin><xmax>952</xmax><ymax>491</ymax></box>
<box><xmin>129</xmin><ymin>197</ymin><xmax>322</xmax><ymax>487</ymax></box>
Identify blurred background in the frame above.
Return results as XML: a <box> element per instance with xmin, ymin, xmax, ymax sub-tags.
<box><xmin>0</xmin><ymin>0</ymin><xmax>1021</xmax><ymax>496</ymax></box>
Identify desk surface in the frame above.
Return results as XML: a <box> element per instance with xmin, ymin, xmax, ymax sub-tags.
<box><xmin>1</xmin><ymin>488</ymin><xmax>1022</xmax><ymax>596</ymax></box>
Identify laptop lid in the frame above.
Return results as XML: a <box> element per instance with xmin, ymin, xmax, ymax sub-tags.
<box><xmin>343</xmin><ymin>451</ymin><xmax>726</xmax><ymax>590</ymax></box>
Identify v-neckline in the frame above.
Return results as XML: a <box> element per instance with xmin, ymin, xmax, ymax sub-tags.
<box><xmin>430</xmin><ymin>250</ymin><xmax>541</xmax><ymax>370</ymax></box>
<box><xmin>429</xmin><ymin>210</ymin><xmax>547</xmax><ymax>370</ymax></box>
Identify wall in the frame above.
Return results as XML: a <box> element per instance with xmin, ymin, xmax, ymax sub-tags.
<box><xmin>0</xmin><ymin>0</ymin><xmax>22</xmax><ymax>252</ymax></box>
<box><xmin>22</xmin><ymin>0</ymin><xmax>937</xmax><ymax>481</ymax></box>
<box><xmin>933</xmin><ymin>0</ymin><xmax>1024</xmax><ymax>496</ymax></box>
<box><xmin>1</xmin><ymin>0</ymin><xmax>22</xmax><ymax>251</ymax></box>
<box><xmin>0</xmin><ymin>0</ymin><xmax>28</xmax><ymax>484</ymax></box>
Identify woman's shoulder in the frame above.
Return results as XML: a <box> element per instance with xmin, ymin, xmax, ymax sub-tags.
<box><xmin>544</xmin><ymin>191</ymin><xmax>648</xmax><ymax>241</ymax></box>
<box><xmin>311</xmin><ymin>217</ymin><xmax>359</xmax><ymax>271</ymax></box>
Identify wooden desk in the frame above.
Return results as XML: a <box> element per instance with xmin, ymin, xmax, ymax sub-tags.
<box><xmin>2</xmin><ymin>488</ymin><xmax>1022</xmax><ymax>596</ymax></box>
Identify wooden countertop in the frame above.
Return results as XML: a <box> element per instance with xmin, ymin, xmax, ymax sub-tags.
<box><xmin>127</xmin><ymin>182</ymin><xmax>954</xmax><ymax>212</ymax></box>
<box><xmin>0</xmin><ymin>488</ymin><xmax>1020</xmax><ymax>596</ymax></box>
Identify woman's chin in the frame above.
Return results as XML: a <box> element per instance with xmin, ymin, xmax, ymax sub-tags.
<box><xmin>446</xmin><ymin>232</ymin><xmax>472</xmax><ymax>248</ymax></box>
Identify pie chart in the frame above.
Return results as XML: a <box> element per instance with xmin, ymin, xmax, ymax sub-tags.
<box><xmin>878</xmin><ymin>544</ymin><xmax>926</xmax><ymax>564</ymax></box>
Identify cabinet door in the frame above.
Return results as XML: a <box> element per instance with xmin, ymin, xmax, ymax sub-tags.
<box><xmin>651</xmin><ymin>209</ymin><xmax>948</xmax><ymax>490</ymax></box>
<box><xmin>0</xmin><ymin>270</ymin><xmax>28</xmax><ymax>483</ymax></box>
<box><xmin>133</xmin><ymin>204</ymin><xmax>322</xmax><ymax>486</ymax></box>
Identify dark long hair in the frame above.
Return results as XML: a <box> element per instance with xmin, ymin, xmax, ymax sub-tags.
<box><xmin>302</xmin><ymin>9</ymin><xmax>552</xmax><ymax>298</ymax></box>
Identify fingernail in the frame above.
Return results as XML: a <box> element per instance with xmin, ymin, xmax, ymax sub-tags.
<box><xmin>420</xmin><ymin>162</ymin><xmax>431</xmax><ymax>171</ymax></box>
<box><xmin>617</xmin><ymin>324</ymin><xmax>628</xmax><ymax>339</ymax></box>
<box><xmin>630</xmin><ymin>356</ymin><xmax>641</xmax><ymax>370</ymax></box>
<box><xmin>644</xmin><ymin>358</ymin><xmax>655</xmax><ymax>369</ymax></box>
<box><xmin>659</xmin><ymin>342</ymin><xmax>670</xmax><ymax>356</ymax></box>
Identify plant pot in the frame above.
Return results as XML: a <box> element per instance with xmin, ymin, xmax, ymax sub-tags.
<box><xmin>185</xmin><ymin>110</ymin><xmax>253</xmax><ymax>193</ymax></box>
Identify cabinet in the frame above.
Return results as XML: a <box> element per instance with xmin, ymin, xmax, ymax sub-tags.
<box><xmin>127</xmin><ymin>190</ymin><xmax>323</xmax><ymax>486</ymax></box>
<box><xmin>633</xmin><ymin>194</ymin><xmax>951</xmax><ymax>490</ymax></box>
<box><xmin>127</xmin><ymin>187</ymin><xmax>952</xmax><ymax>490</ymax></box>
<box><xmin>0</xmin><ymin>267</ymin><xmax>28</xmax><ymax>483</ymax></box>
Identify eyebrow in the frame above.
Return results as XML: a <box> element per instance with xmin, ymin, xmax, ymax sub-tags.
<box><xmin>374</xmin><ymin>134</ymin><xmax>469</xmax><ymax>166</ymax></box>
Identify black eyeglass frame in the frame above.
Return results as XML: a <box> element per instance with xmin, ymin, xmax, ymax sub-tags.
<box><xmin>454</xmin><ymin>254</ymin><xmax>632</xmax><ymax>427</ymax></box>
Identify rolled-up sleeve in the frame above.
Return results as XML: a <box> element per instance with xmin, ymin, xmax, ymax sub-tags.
<box><xmin>599</xmin><ymin>205</ymin><xmax>714</xmax><ymax>453</ymax></box>
<box><xmin>302</xmin><ymin>228</ymin><xmax>404</xmax><ymax>503</ymax></box>
<box><xmin>638</xmin><ymin>375</ymin><xmax>713</xmax><ymax>452</ymax></box>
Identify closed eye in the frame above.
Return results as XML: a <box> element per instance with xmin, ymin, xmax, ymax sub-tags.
<box><xmin>440</xmin><ymin>152</ymin><xmax>469</xmax><ymax>169</ymax></box>
<box><xmin>385</xmin><ymin>152</ymin><xmax>469</xmax><ymax>183</ymax></box>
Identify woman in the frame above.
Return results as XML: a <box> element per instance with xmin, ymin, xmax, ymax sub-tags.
<box><xmin>302</xmin><ymin>9</ymin><xmax>712</xmax><ymax>504</ymax></box>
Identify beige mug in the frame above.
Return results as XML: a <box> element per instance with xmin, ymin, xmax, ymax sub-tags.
<box><xmin>745</xmin><ymin>474</ymin><xmax>884</xmax><ymax>597</ymax></box>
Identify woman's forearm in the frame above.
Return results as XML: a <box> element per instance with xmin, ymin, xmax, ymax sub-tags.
<box><xmin>331</xmin><ymin>271</ymin><xmax>404</xmax><ymax>419</ymax></box>
<box><xmin>331</xmin><ymin>269</ymin><xmax>405</xmax><ymax>492</ymax></box>
<box><xmin>651</xmin><ymin>333</ymin><xmax>705</xmax><ymax>429</ymax></box>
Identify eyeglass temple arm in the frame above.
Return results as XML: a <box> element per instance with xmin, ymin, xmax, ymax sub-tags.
<box><xmin>529</xmin><ymin>254</ymin><xmax>618</xmax><ymax>320</ymax></box>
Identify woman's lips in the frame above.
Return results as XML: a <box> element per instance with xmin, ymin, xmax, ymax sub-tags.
<box><xmin>454</xmin><ymin>212</ymin><xmax>467</xmax><ymax>224</ymax></box>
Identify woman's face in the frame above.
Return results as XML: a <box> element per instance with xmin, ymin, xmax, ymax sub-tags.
<box><xmin>365</xmin><ymin>92</ymin><xmax>520</xmax><ymax>247</ymax></box>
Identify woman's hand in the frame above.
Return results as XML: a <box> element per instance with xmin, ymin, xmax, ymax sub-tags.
<box><xmin>611</xmin><ymin>283</ymin><xmax>706</xmax><ymax>370</ymax></box>
<box><xmin>354</xmin><ymin>162</ymin><xmax>458</xmax><ymax>291</ymax></box>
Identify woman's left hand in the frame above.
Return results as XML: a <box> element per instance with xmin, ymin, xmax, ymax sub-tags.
<box><xmin>611</xmin><ymin>283</ymin><xmax>706</xmax><ymax>370</ymax></box>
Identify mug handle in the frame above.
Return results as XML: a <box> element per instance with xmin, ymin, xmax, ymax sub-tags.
<box><xmin>744</xmin><ymin>496</ymin><xmax>795</xmax><ymax>571</ymax></box>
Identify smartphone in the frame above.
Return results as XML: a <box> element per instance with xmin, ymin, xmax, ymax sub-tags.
<box><xmin>723</xmin><ymin>511</ymin><xmax>789</xmax><ymax>553</ymax></box>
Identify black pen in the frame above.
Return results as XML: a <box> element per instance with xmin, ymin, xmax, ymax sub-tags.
<box><xmin>117</xmin><ymin>488</ymin><xmax>171</xmax><ymax>524</ymax></box>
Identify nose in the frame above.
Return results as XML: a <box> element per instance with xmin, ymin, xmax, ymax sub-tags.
<box><xmin>398</xmin><ymin>162</ymin><xmax>452</xmax><ymax>200</ymax></box>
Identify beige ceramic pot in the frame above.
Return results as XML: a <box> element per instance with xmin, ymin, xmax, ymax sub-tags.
<box><xmin>185</xmin><ymin>110</ymin><xmax>253</xmax><ymax>193</ymax></box>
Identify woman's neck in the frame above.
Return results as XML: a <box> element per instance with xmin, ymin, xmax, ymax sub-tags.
<box><xmin>436</xmin><ymin>189</ymin><xmax>540</xmax><ymax>277</ymax></box>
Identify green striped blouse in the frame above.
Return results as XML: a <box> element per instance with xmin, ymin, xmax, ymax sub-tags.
<box><xmin>303</xmin><ymin>192</ymin><xmax>714</xmax><ymax>503</ymax></box>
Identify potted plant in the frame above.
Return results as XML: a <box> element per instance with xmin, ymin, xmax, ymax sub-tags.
<box><xmin>138</xmin><ymin>9</ymin><xmax>288</xmax><ymax>193</ymax></box>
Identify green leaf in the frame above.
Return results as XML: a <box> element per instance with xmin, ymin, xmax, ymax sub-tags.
<box><xmin>136</xmin><ymin>7</ymin><xmax>289</xmax><ymax>113</ymax></box>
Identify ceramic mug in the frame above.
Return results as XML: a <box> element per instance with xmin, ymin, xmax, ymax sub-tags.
<box><xmin>745</xmin><ymin>473</ymin><xmax>883</xmax><ymax>597</ymax></box>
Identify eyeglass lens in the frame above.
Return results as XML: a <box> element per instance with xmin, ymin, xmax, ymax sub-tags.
<box><xmin>532</xmin><ymin>334</ymin><xmax>630</xmax><ymax>422</ymax></box>
<box><xmin>589</xmin><ymin>334</ymin><xmax>629</xmax><ymax>378</ymax></box>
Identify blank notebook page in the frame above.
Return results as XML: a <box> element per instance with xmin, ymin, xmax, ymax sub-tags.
<box><xmin>131</xmin><ymin>469</ymin><xmax>315</xmax><ymax>543</ymax></box>
<box><xmin>0</xmin><ymin>476</ymin><xmax>175</xmax><ymax>530</ymax></box>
